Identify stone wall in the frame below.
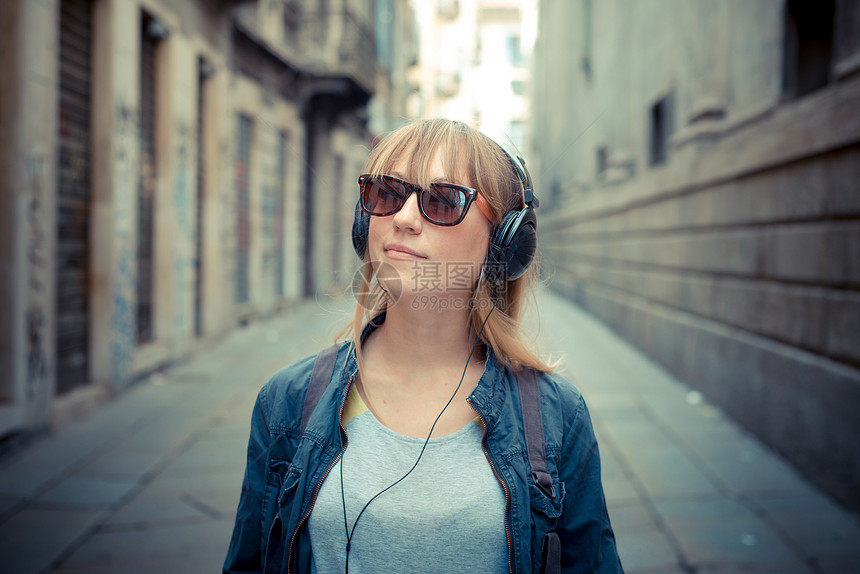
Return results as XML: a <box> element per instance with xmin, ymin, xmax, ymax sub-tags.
<box><xmin>0</xmin><ymin>0</ymin><xmax>392</xmax><ymax>437</ymax></box>
<box><xmin>532</xmin><ymin>0</ymin><xmax>860</xmax><ymax>511</ymax></box>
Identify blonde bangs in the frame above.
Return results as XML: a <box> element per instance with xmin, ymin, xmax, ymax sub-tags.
<box><xmin>364</xmin><ymin>121</ymin><xmax>473</xmax><ymax>191</ymax></box>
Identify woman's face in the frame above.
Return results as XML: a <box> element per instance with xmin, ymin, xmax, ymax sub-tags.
<box><xmin>366</xmin><ymin>147</ymin><xmax>491</xmax><ymax>305</ymax></box>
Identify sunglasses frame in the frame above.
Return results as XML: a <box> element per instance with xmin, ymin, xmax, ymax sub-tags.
<box><xmin>358</xmin><ymin>174</ymin><xmax>493</xmax><ymax>226</ymax></box>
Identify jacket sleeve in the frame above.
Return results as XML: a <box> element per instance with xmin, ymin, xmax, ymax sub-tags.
<box><xmin>223</xmin><ymin>384</ymin><xmax>272</xmax><ymax>573</ymax></box>
<box><xmin>557</xmin><ymin>394</ymin><xmax>624</xmax><ymax>573</ymax></box>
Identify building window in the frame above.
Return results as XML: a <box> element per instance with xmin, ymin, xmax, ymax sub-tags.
<box><xmin>550</xmin><ymin>180</ymin><xmax>562</xmax><ymax>205</ymax></box>
<box><xmin>283</xmin><ymin>1</ymin><xmax>300</xmax><ymax>34</ymax></box>
<box><xmin>235</xmin><ymin>114</ymin><xmax>253</xmax><ymax>304</ymax></box>
<box><xmin>596</xmin><ymin>146</ymin><xmax>608</xmax><ymax>177</ymax></box>
<box><xmin>510</xmin><ymin>79</ymin><xmax>526</xmax><ymax>95</ymax></box>
<box><xmin>506</xmin><ymin>34</ymin><xmax>523</xmax><ymax>68</ymax></box>
<box><xmin>782</xmin><ymin>0</ymin><xmax>835</xmax><ymax>99</ymax></box>
<box><xmin>581</xmin><ymin>0</ymin><xmax>592</xmax><ymax>79</ymax></box>
<box><xmin>649</xmin><ymin>96</ymin><xmax>672</xmax><ymax>167</ymax></box>
<box><xmin>275</xmin><ymin>131</ymin><xmax>288</xmax><ymax>297</ymax></box>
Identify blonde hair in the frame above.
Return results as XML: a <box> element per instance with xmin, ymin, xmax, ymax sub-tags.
<box><xmin>342</xmin><ymin>119</ymin><xmax>554</xmax><ymax>373</ymax></box>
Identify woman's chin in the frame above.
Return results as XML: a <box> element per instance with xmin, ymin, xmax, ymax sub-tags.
<box><xmin>387</xmin><ymin>289</ymin><xmax>475</xmax><ymax>315</ymax></box>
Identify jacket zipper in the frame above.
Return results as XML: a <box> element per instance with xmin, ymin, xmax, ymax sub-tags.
<box><xmin>286</xmin><ymin>378</ymin><xmax>352</xmax><ymax>573</ymax></box>
<box><xmin>468</xmin><ymin>397</ymin><xmax>514</xmax><ymax>574</ymax></box>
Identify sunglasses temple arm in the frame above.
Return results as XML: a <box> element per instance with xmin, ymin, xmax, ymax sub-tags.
<box><xmin>474</xmin><ymin>194</ymin><xmax>494</xmax><ymax>223</ymax></box>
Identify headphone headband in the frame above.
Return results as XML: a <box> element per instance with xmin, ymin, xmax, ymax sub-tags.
<box><xmin>502</xmin><ymin>151</ymin><xmax>538</xmax><ymax>208</ymax></box>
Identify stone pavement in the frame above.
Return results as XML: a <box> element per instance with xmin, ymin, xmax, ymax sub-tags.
<box><xmin>0</xmin><ymin>289</ymin><xmax>858</xmax><ymax>573</ymax></box>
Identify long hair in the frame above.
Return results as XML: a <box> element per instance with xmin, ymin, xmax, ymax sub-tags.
<box><xmin>343</xmin><ymin>119</ymin><xmax>554</xmax><ymax>373</ymax></box>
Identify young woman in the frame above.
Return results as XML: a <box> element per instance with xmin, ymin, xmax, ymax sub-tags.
<box><xmin>223</xmin><ymin>119</ymin><xmax>623</xmax><ymax>574</ymax></box>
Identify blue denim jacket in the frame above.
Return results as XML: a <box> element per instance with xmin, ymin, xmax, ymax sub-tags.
<box><xmin>223</xmin><ymin>336</ymin><xmax>622</xmax><ymax>573</ymax></box>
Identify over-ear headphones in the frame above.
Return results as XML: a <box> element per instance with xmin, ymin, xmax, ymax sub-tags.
<box><xmin>351</xmin><ymin>144</ymin><xmax>539</xmax><ymax>287</ymax></box>
<box><xmin>485</xmin><ymin>150</ymin><xmax>539</xmax><ymax>287</ymax></box>
<box><xmin>352</xmin><ymin>200</ymin><xmax>370</xmax><ymax>261</ymax></box>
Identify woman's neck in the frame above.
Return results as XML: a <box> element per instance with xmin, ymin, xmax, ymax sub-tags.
<box><xmin>366</xmin><ymin>299</ymin><xmax>479</xmax><ymax>380</ymax></box>
<box><xmin>357</xmin><ymin>298</ymin><xmax>487</xmax><ymax>436</ymax></box>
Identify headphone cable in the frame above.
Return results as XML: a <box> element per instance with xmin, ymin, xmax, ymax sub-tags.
<box><xmin>339</xmin><ymin>299</ymin><xmax>498</xmax><ymax>573</ymax></box>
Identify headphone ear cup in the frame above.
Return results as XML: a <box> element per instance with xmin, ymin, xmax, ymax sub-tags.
<box><xmin>352</xmin><ymin>200</ymin><xmax>370</xmax><ymax>260</ymax></box>
<box><xmin>487</xmin><ymin>207</ymin><xmax>537</xmax><ymax>283</ymax></box>
<box><xmin>505</xmin><ymin>215</ymin><xmax>537</xmax><ymax>280</ymax></box>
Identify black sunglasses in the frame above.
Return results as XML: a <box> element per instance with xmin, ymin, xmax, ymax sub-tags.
<box><xmin>358</xmin><ymin>174</ymin><xmax>493</xmax><ymax>226</ymax></box>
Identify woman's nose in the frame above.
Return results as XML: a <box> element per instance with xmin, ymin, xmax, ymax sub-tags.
<box><xmin>392</xmin><ymin>192</ymin><xmax>423</xmax><ymax>232</ymax></box>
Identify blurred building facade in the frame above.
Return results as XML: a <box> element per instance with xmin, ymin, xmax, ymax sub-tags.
<box><xmin>531</xmin><ymin>0</ymin><xmax>860</xmax><ymax>511</ymax></box>
<box><xmin>0</xmin><ymin>0</ymin><xmax>416</xmax><ymax>437</ymax></box>
<box><xmin>409</xmin><ymin>0</ymin><xmax>535</xmax><ymax>151</ymax></box>
<box><xmin>368</xmin><ymin>0</ymin><xmax>420</xmax><ymax>135</ymax></box>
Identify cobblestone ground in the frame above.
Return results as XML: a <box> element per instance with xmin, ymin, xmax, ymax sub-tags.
<box><xmin>0</xmin><ymin>289</ymin><xmax>858</xmax><ymax>573</ymax></box>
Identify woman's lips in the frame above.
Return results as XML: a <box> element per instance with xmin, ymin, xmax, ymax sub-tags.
<box><xmin>384</xmin><ymin>243</ymin><xmax>427</xmax><ymax>260</ymax></box>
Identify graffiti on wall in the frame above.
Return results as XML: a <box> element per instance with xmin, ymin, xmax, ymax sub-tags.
<box><xmin>111</xmin><ymin>103</ymin><xmax>137</xmax><ymax>384</ymax></box>
<box><xmin>25</xmin><ymin>156</ymin><xmax>50</xmax><ymax>406</ymax></box>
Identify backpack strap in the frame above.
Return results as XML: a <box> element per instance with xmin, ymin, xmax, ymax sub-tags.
<box><xmin>518</xmin><ymin>368</ymin><xmax>561</xmax><ymax>574</ymax></box>
<box><xmin>517</xmin><ymin>367</ymin><xmax>555</xmax><ymax>498</ymax></box>
<box><xmin>539</xmin><ymin>532</ymin><xmax>561</xmax><ymax>574</ymax></box>
<box><xmin>300</xmin><ymin>344</ymin><xmax>340</xmax><ymax>434</ymax></box>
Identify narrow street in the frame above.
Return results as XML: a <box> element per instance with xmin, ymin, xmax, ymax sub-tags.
<box><xmin>1</xmin><ymin>289</ymin><xmax>858</xmax><ymax>574</ymax></box>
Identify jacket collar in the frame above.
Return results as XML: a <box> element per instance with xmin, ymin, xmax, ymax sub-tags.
<box><xmin>468</xmin><ymin>347</ymin><xmax>508</xmax><ymax>430</ymax></box>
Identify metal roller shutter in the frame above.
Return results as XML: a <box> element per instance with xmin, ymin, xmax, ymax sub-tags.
<box><xmin>137</xmin><ymin>13</ymin><xmax>157</xmax><ymax>344</ymax></box>
<box><xmin>56</xmin><ymin>0</ymin><xmax>92</xmax><ymax>394</ymax></box>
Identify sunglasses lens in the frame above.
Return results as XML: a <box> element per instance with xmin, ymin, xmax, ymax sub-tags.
<box><xmin>359</xmin><ymin>176</ymin><xmax>472</xmax><ymax>225</ymax></box>
<box><xmin>422</xmin><ymin>185</ymin><xmax>468</xmax><ymax>224</ymax></box>
<box><xmin>363</xmin><ymin>178</ymin><xmax>405</xmax><ymax>215</ymax></box>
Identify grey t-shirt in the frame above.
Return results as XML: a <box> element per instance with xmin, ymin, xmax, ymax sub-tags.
<box><xmin>308</xmin><ymin>391</ymin><xmax>507</xmax><ymax>574</ymax></box>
